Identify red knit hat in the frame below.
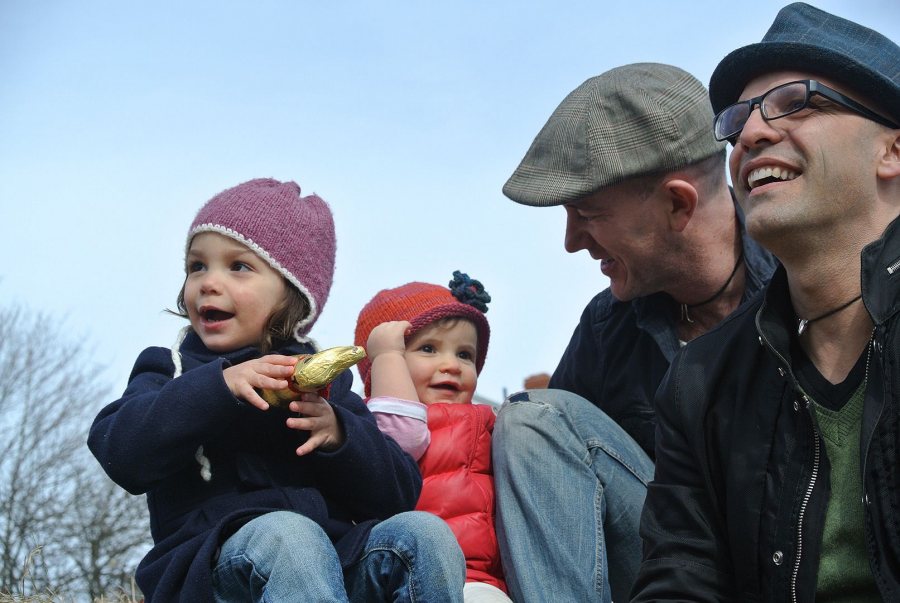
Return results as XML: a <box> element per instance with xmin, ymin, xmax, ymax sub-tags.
<box><xmin>354</xmin><ymin>271</ymin><xmax>491</xmax><ymax>396</ymax></box>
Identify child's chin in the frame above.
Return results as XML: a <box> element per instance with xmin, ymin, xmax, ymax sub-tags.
<box><xmin>198</xmin><ymin>336</ymin><xmax>229</xmax><ymax>352</ymax></box>
<box><xmin>424</xmin><ymin>396</ymin><xmax>472</xmax><ymax>406</ymax></box>
<box><xmin>198</xmin><ymin>334</ymin><xmax>244</xmax><ymax>353</ymax></box>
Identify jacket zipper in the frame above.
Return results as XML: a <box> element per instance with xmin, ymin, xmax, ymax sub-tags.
<box><xmin>860</xmin><ymin>331</ymin><xmax>880</xmax><ymax>495</ymax></box>
<box><xmin>859</xmin><ymin>329</ymin><xmax>883</xmax><ymax>597</ymax></box>
<box><xmin>756</xmin><ymin>308</ymin><xmax>822</xmax><ymax>603</ymax></box>
<box><xmin>886</xmin><ymin>257</ymin><xmax>900</xmax><ymax>275</ymax></box>
<box><xmin>791</xmin><ymin>399</ymin><xmax>819</xmax><ymax>603</ymax></box>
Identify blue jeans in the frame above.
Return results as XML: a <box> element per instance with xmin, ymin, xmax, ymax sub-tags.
<box><xmin>213</xmin><ymin>510</ymin><xmax>465</xmax><ymax>602</ymax></box>
<box><xmin>492</xmin><ymin>389</ymin><xmax>654</xmax><ymax>603</ymax></box>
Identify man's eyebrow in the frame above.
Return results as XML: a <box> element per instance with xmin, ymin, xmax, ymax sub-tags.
<box><xmin>570</xmin><ymin>203</ymin><xmax>605</xmax><ymax>213</ymax></box>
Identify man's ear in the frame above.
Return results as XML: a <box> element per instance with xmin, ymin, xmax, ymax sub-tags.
<box><xmin>876</xmin><ymin>130</ymin><xmax>900</xmax><ymax>180</ymax></box>
<box><xmin>661</xmin><ymin>178</ymin><xmax>698</xmax><ymax>232</ymax></box>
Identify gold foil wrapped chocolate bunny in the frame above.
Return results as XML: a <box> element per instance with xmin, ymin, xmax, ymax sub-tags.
<box><xmin>260</xmin><ymin>345</ymin><xmax>366</xmax><ymax>408</ymax></box>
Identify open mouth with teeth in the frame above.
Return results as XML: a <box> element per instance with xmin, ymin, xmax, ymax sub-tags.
<box><xmin>747</xmin><ymin>166</ymin><xmax>798</xmax><ymax>190</ymax></box>
<box><xmin>202</xmin><ymin>309</ymin><xmax>234</xmax><ymax>323</ymax></box>
<box><xmin>430</xmin><ymin>382</ymin><xmax>460</xmax><ymax>391</ymax></box>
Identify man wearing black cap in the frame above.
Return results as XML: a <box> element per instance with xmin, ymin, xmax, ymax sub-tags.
<box><xmin>493</xmin><ymin>64</ymin><xmax>777</xmax><ymax>602</ymax></box>
<box><xmin>633</xmin><ymin>4</ymin><xmax>900</xmax><ymax>601</ymax></box>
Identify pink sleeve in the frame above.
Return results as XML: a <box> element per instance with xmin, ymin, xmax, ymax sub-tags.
<box><xmin>366</xmin><ymin>396</ymin><xmax>431</xmax><ymax>461</ymax></box>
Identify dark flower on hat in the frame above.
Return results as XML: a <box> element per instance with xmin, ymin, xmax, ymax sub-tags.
<box><xmin>449</xmin><ymin>270</ymin><xmax>491</xmax><ymax>313</ymax></box>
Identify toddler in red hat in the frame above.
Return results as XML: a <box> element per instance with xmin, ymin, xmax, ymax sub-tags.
<box><xmin>355</xmin><ymin>271</ymin><xmax>511</xmax><ymax>603</ymax></box>
<box><xmin>88</xmin><ymin>179</ymin><xmax>465</xmax><ymax>602</ymax></box>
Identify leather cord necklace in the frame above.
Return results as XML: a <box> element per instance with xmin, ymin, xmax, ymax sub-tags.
<box><xmin>680</xmin><ymin>249</ymin><xmax>744</xmax><ymax>324</ymax></box>
<box><xmin>797</xmin><ymin>294</ymin><xmax>863</xmax><ymax>335</ymax></box>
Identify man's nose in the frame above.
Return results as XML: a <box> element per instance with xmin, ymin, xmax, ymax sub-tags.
<box><xmin>564</xmin><ymin>208</ymin><xmax>590</xmax><ymax>254</ymax></box>
<box><xmin>736</xmin><ymin>104</ymin><xmax>782</xmax><ymax>149</ymax></box>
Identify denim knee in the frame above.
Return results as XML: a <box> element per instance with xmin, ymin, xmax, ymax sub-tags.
<box><xmin>218</xmin><ymin>510</ymin><xmax>335</xmax><ymax>567</ymax></box>
<box><xmin>242</xmin><ymin>511</ymin><xmax>325</xmax><ymax>545</ymax></box>
<box><xmin>345</xmin><ymin>512</ymin><xmax>464</xmax><ymax>602</ymax></box>
<box><xmin>371</xmin><ymin>511</ymin><xmax>461</xmax><ymax>560</ymax></box>
<box><xmin>214</xmin><ymin>511</ymin><xmax>345</xmax><ymax>602</ymax></box>
<box><xmin>495</xmin><ymin>389</ymin><xmax>583</xmax><ymax>451</ymax></box>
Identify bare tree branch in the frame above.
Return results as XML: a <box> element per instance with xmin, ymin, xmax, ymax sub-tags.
<box><xmin>0</xmin><ymin>304</ymin><xmax>152</xmax><ymax>600</ymax></box>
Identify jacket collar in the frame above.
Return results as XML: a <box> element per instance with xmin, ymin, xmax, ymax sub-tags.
<box><xmin>861</xmin><ymin>214</ymin><xmax>900</xmax><ymax>326</ymax></box>
<box><xmin>756</xmin><ymin>267</ymin><xmax>795</xmax><ymax>366</ymax></box>
<box><xmin>179</xmin><ymin>329</ymin><xmax>314</xmax><ymax>364</ymax></box>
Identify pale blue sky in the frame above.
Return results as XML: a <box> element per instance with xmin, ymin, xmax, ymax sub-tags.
<box><xmin>2</xmin><ymin>1</ymin><xmax>897</xmax><ymax>406</ymax></box>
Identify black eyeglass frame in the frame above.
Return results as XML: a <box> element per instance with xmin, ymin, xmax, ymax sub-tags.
<box><xmin>713</xmin><ymin>79</ymin><xmax>899</xmax><ymax>144</ymax></box>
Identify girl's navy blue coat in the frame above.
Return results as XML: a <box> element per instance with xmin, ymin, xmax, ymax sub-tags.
<box><xmin>88</xmin><ymin>332</ymin><xmax>422</xmax><ymax>602</ymax></box>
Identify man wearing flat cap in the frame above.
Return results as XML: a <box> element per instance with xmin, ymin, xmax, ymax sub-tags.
<box><xmin>492</xmin><ymin>63</ymin><xmax>776</xmax><ymax>602</ymax></box>
<box><xmin>633</xmin><ymin>4</ymin><xmax>900</xmax><ymax>601</ymax></box>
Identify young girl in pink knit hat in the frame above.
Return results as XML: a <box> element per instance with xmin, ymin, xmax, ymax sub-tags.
<box><xmin>355</xmin><ymin>271</ymin><xmax>511</xmax><ymax>603</ymax></box>
<box><xmin>88</xmin><ymin>178</ymin><xmax>465</xmax><ymax>603</ymax></box>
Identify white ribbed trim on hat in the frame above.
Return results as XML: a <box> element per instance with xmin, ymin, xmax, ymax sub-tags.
<box><xmin>188</xmin><ymin>223</ymin><xmax>319</xmax><ymax>345</ymax></box>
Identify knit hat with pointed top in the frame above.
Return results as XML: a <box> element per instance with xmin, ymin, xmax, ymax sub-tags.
<box><xmin>188</xmin><ymin>178</ymin><xmax>336</xmax><ymax>340</ymax></box>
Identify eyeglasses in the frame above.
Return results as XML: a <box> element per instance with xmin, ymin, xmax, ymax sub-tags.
<box><xmin>714</xmin><ymin>79</ymin><xmax>899</xmax><ymax>144</ymax></box>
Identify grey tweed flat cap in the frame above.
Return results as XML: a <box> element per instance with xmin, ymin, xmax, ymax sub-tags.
<box><xmin>503</xmin><ymin>62</ymin><xmax>724</xmax><ymax>207</ymax></box>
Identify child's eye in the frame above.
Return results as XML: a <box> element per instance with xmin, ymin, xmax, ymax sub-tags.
<box><xmin>187</xmin><ymin>261</ymin><xmax>205</xmax><ymax>273</ymax></box>
<box><xmin>418</xmin><ymin>344</ymin><xmax>435</xmax><ymax>353</ymax></box>
<box><xmin>231</xmin><ymin>262</ymin><xmax>253</xmax><ymax>272</ymax></box>
<box><xmin>458</xmin><ymin>351</ymin><xmax>474</xmax><ymax>361</ymax></box>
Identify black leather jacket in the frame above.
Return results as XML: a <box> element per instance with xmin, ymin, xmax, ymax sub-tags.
<box><xmin>633</xmin><ymin>216</ymin><xmax>900</xmax><ymax>602</ymax></box>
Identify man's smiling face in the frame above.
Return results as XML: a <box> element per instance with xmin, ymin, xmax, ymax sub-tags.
<box><xmin>728</xmin><ymin>71</ymin><xmax>888</xmax><ymax>249</ymax></box>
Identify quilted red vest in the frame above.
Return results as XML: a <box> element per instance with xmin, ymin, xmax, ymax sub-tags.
<box><xmin>416</xmin><ymin>403</ymin><xmax>506</xmax><ymax>592</ymax></box>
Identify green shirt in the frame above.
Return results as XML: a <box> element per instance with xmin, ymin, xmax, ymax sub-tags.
<box><xmin>813</xmin><ymin>381</ymin><xmax>880</xmax><ymax>602</ymax></box>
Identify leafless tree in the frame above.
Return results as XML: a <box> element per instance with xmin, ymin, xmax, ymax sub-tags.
<box><xmin>56</xmin><ymin>461</ymin><xmax>149</xmax><ymax>600</ymax></box>
<box><xmin>0</xmin><ymin>304</ymin><xmax>151</xmax><ymax>600</ymax></box>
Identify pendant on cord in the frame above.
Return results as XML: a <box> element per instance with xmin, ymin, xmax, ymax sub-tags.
<box><xmin>679</xmin><ymin>249</ymin><xmax>744</xmax><ymax>325</ymax></box>
<box><xmin>796</xmin><ymin>294</ymin><xmax>863</xmax><ymax>336</ymax></box>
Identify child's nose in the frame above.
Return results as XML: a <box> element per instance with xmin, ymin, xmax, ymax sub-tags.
<box><xmin>199</xmin><ymin>270</ymin><xmax>223</xmax><ymax>294</ymax></box>
<box><xmin>439</xmin><ymin>355</ymin><xmax>462</xmax><ymax>374</ymax></box>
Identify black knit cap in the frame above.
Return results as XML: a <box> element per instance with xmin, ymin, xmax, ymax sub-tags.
<box><xmin>709</xmin><ymin>3</ymin><xmax>900</xmax><ymax>121</ymax></box>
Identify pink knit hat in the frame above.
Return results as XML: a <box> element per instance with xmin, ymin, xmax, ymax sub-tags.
<box><xmin>188</xmin><ymin>178</ymin><xmax>336</xmax><ymax>340</ymax></box>
<box><xmin>355</xmin><ymin>271</ymin><xmax>491</xmax><ymax>396</ymax></box>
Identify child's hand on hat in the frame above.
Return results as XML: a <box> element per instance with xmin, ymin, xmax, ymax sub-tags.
<box><xmin>367</xmin><ymin>321</ymin><xmax>412</xmax><ymax>361</ymax></box>
<box><xmin>287</xmin><ymin>393</ymin><xmax>345</xmax><ymax>455</ymax></box>
<box><xmin>367</xmin><ymin>321</ymin><xmax>420</xmax><ymax>402</ymax></box>
<box><xmin>223</xmin><ymin>355</ymin><xmax>299</xmax><ymax>411</ymax></box>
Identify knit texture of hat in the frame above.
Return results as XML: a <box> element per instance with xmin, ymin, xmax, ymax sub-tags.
<box><xmin>188</xmin><ymin>178</ymin><xmax>336</xmax><ymax>340</ymax></box>
<box><xmin>503</xmin><ymin>62</ymin><xmax>725</xmax><ymax>207</ymax></box>
<box><xmin>709</xmin><ymin>3</ymin><xmax>900</xmax><ymax>121</ymax></box>
<box><xmin>354</xmin><ymin>271</ymin><xmax>491</xmax><ymax>397</ymax></box>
